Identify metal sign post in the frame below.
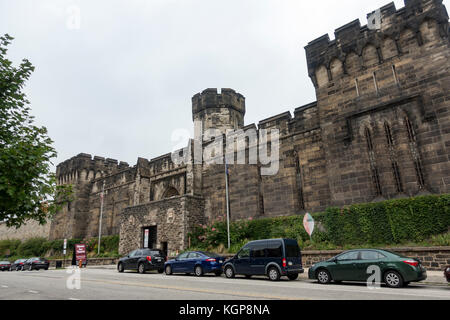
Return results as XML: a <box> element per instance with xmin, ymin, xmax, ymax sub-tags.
<box><xmin>63</xmin><ymin>238</ymin><xmax>67</xmax><ymax>268</ymax></box>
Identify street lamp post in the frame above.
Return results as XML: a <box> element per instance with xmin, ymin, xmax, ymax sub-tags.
<box><xmin>98</xmin><ymin>181</ymin><xmax>105</xmax><ymax>255</ymax></box>
<box><xmin>225</xmin><ymin>160</ymin><xmax>230</xmax><ymax>250</ymax></box>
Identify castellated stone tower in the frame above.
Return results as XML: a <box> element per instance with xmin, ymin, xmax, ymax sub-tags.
<box><xmin>49</xmin><ymin>153</ymin><xmax>130</xmax><ymax>240</ymax></box>
<box><xmin>192</xmin><ymin>88</ymin><xmax>246</xmax><ymax>134</ymax></box>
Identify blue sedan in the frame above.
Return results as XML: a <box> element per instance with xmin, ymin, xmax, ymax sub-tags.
<box><xmin>164</xmin><ymin>251</ymin><xmax>226</xmax><ymax>277</ymax></box>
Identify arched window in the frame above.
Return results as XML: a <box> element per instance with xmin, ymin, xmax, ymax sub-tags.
<box><xmin>163</xmin><ymin>187</ymin><xmax>179</xmax><ymax>199</ymax></box>
<box><xmin>404</xmin><ymin>117</ymin><xmax>425</xmax><ymax>188</ymax></box>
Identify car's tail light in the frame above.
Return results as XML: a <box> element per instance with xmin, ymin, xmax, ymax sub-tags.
<box><xmin>206</xmin><ymin>258</ymin><xmax>216</xmax><ymax>262</ymax></box>
<box><xmin>403</xmin><ymin>260</ymin><xmax>419</xmax><ymax>267</ymax></box>
<box><xmin>282</xmin><ymin>258</ymin><xmax>287</xmax><ymax>268</ymax></box>
<box><xmin>165</xmin><ymin>256</ymin><xmax>168</xmax><ymax>262</ymax></box>
<box><xmin>146</xmin><ymin>256</ymin><xmax>152</xmax><ymax>262</ymax></box>
<box><xmin>19</xmin><ymin>263</ymin><xmax>23</xmax><ymax>265</ymax></box>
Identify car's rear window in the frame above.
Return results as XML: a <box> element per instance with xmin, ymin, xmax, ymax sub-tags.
<box><xmin>382</xmin><ymin>250</ymin><xmax>407</xmax><ymax>258</ymax></box>
<box><xmin>0</xmin><ymin>261</ymin><xmax>9</xmax><ymax>264</ymax></box>
<box><xmin>285</xmin><ymin>243</ymin><xmax>300</xmax><ymax>258</ymax></box>
<box><xmin>202</xmin><ymin>252</ymin><xmax>220</xmax><ymax>258</ymax></box>
<box><xmin>143</xmin><ymin>250</ymin><xmax>163</xmax><ymax>256</ymax></box>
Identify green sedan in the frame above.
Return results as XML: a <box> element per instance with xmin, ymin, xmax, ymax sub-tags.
<box><xmin>308</xmin><ymin>249</ymin><xmax>427</xmax><ymax>288</ymax></box>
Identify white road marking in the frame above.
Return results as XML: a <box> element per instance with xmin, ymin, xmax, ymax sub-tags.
<box><xmin>68</xmin><ymin>298</ymin><xmax>80</xmax><ymax>300</ymax></box>
<box><xmin>1</xmin><ymin>285</ymin><xmax>8</xmax><ymax>288</ymax></box>
<box><xmin>28</xmin><ymin>290</ymin><xmax>39</xmax><ymax>294</ymax></box>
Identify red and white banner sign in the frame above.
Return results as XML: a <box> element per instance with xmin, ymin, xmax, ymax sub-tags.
<box><xmin>75</xmin><ymin>244</ymin><xmax>87</xmax><ymax>263</ymax></box>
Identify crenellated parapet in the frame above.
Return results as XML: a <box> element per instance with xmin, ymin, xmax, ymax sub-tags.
<box><xmin>56</xmin><ymin>153</ymin><xmax>130</xmax><ymax>185</ymax></box>
<box><xmin>305</xmin><ymin>0</ymin><xmax>449</xmax><ymax>88</ymax></box>
<box><xmin>192</xmin><ymin>88</ymin><xmax>246</xmax><ymax>133</ymax></box>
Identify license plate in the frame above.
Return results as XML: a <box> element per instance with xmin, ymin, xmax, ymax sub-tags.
<box><xmin>156</xmin><ymin>259</ymin><xmax>161</xmax><ymax>262</ymax></box>
<box><xmin>219</xmin><ymin>260</ymin><xmax>223</xmax><ymax>263</ymax></box>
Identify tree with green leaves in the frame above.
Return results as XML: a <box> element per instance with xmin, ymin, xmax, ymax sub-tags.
<box><xmin>0</xmin><ymin>34</ymin><xmax>71</xmax><ymax>228</ymax></box>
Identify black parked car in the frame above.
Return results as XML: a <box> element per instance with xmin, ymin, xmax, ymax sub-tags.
<box><xmin>0</xmin><ymin>261</ymin><xmax>11</xmax><ymax>271</ymax></box>
<box><xmin>118</xmin><ymin>248</ymin><xmax>166</xmax><ymax>274</ymax></box>
<box><xmin>23</xmin><ymin>257</ymin><xmax>49</xmax><ymax>271</ymax></box>
<box><xmin>10</xmin><ymin>259</ymin><xmax>28</xmax><ymax>271</ymax></box>
<box><xmin>445</xmin><ymin>266</ymin><xmax>450</xmax><ymax>283</ymax></box>
<box><xmin>223</xmin><ymin>238</ymin><xmax>304</xmax><ymax>281</ymax></box>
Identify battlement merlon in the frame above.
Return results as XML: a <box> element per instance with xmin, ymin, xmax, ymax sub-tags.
<box><xmin>304</xmin><ymin>0</ymin><xmax>449</xmax><ymax>80</ymax></box>
<box><xmin>56</xmin><ymin>153</ymin><xmax>130</xmax><ymax>180</ymax></box>
<box><xmin>192</xmin><ymin>88</ymin><xmax>246</xmax><ymax>121</ymax></box>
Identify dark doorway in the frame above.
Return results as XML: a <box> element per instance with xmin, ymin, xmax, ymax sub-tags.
<box><xmin>143</xmin><ymin>226</ymin><xmax>157</xmax><ymax>249</ymax></box>
<box><xmin>161</xmin><ymin>242</ymin><xmax>168</xmax><ymax>257</ymax></box>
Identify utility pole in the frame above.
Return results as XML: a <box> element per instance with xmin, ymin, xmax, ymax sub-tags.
<box><xmin>224</xmin><ymin>159</ymin><xmax>231</xmax><ymax>250</ymax></box>
<box><xmin>98</xmin><ymin>180</ymin><xmax>105</xmax><ymax>255</ymax></box>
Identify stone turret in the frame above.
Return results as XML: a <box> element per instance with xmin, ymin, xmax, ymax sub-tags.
<box><xmin>305</xmin><ymin>0</ymin><xmax>449</xmax><ymax>89</ymax></box>
<box><xmin>192</xmin><ymin>88</ymin><xmax>245</xmax><ymax>134</ymax></box>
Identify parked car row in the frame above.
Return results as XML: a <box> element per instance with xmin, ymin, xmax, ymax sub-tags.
<box><xmin>118</xmin><ymin>238</ymin><xmax>440</xmax><ymax>288</ymax></box>
<box><xmin>0</xmin><ymin>258</ymin><xmax>49</xmax><ymax>271</ymax></box>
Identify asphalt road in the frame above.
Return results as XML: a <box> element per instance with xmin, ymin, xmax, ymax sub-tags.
<box><xmin>0</xmin><ymin>267</ymin><xmax>449</xmax><ymax>300</ymax></box>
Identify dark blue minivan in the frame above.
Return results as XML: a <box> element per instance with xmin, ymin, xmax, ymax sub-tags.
<box><xmin>223</xmin><ymin>239</ymin><xmax>303</xmax><ymax>281</ymax></box>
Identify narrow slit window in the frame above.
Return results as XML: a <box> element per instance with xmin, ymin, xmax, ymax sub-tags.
<box><xmin>355</xmin><ymin>78</ymin><xmax>360</xmax><ymax>97</ymax></box>
<box><xmin>372</xmin><ymin>167</ymin><xmax>382</xmax><ymax>196</ymax></box>
<box><xmin>384</xmin><ymin>122</ymin><xmax>394</xmax><ymax>146</ymax></box>
<box><xmin>373</xmin><ymin>72</ymin><xmax>379</xmax><ymax>93</ymax></box>
<box><xmin>405</xmin><ymin>117</ymin><xmax>416</xmax><ymax>142</ymax></box>
<box><xmin>392</xmin><ymin>162</ymin><xmax>404</xmax><ymax>193</ymax></box>
<box><xmin>365</xmin><ymin>127</ymin><xmax>374</xmax><ymax>151</ymax></box>
<box><xmin>414</xmin><ymin>160</ymin><xmax>425</xmax><ymax>188</ymax></box>
<box><xmin>392</xmin><ymin>65</ymin><xmax>399</xmax><ymax>85</ymax></box>
<box><xmin>295</xmin><ymin>156</ymin><xmax>305</xmax><ymax>210</ymax></box>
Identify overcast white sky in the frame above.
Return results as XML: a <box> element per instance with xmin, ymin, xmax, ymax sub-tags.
<box><xmin>1</xmin><ymin>0</ymin><xmax>448</xmax><ymax>168</ymax></box>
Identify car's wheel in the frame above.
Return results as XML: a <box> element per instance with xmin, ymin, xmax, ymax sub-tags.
<box><xmin>268</xmin><ymin>267</ymin><xmax>281</xmax><ymax>281</ymax></box>
<box><xmin>165</xmin><ymin>265</ymin><xmax>172</xmax><ymax>275</ymax></box>
<box><xmin>45</xmin><ymin>267</ymin><xmax>48</xmax><ymax>271</ymax></box>
<box><xmin>316</xmin><ymin>269</ymin><xmax>331</xmax><ymax>284</ymax></box>
<box><xmin>158</xmin><ymin>269</ymin><xmax>164</xmax><ymax>274</ymax></box>
<box><xmin>195</xmin><ymin>266</ymin><xmax>204</xmax><ymax>277</ymax></box>
<box><xmin>225</xmin><ymin>266</ymin><xmax>235</xmax><ymax>279</ymax></box>
<box><xmin>245</xmin><ymin>275</ymin><xmax>252</xmax><ymax>279</ymax></box>
<box><xmin>214</xmin><ymin>270</ymin><xmax>222</xmax><ymax>276</ymax></box>
<box><xmin>288</xmin><ymin>273</ymin><xmax>299</xmax><ymax>281</ymax></box>
<box><xmin>138</xmin><ymin>263</ymin><xmax>146</xmax><ymax>274</ymax></box>
<box><xmin>384</xmin><ymin>270</ymin><xmax>404</xmax><ymax>288</ymax></box>
<box><xmin>117</xmin><ymin>263</ymin><xmax>124</xmax><ymax>273</ymax></box>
